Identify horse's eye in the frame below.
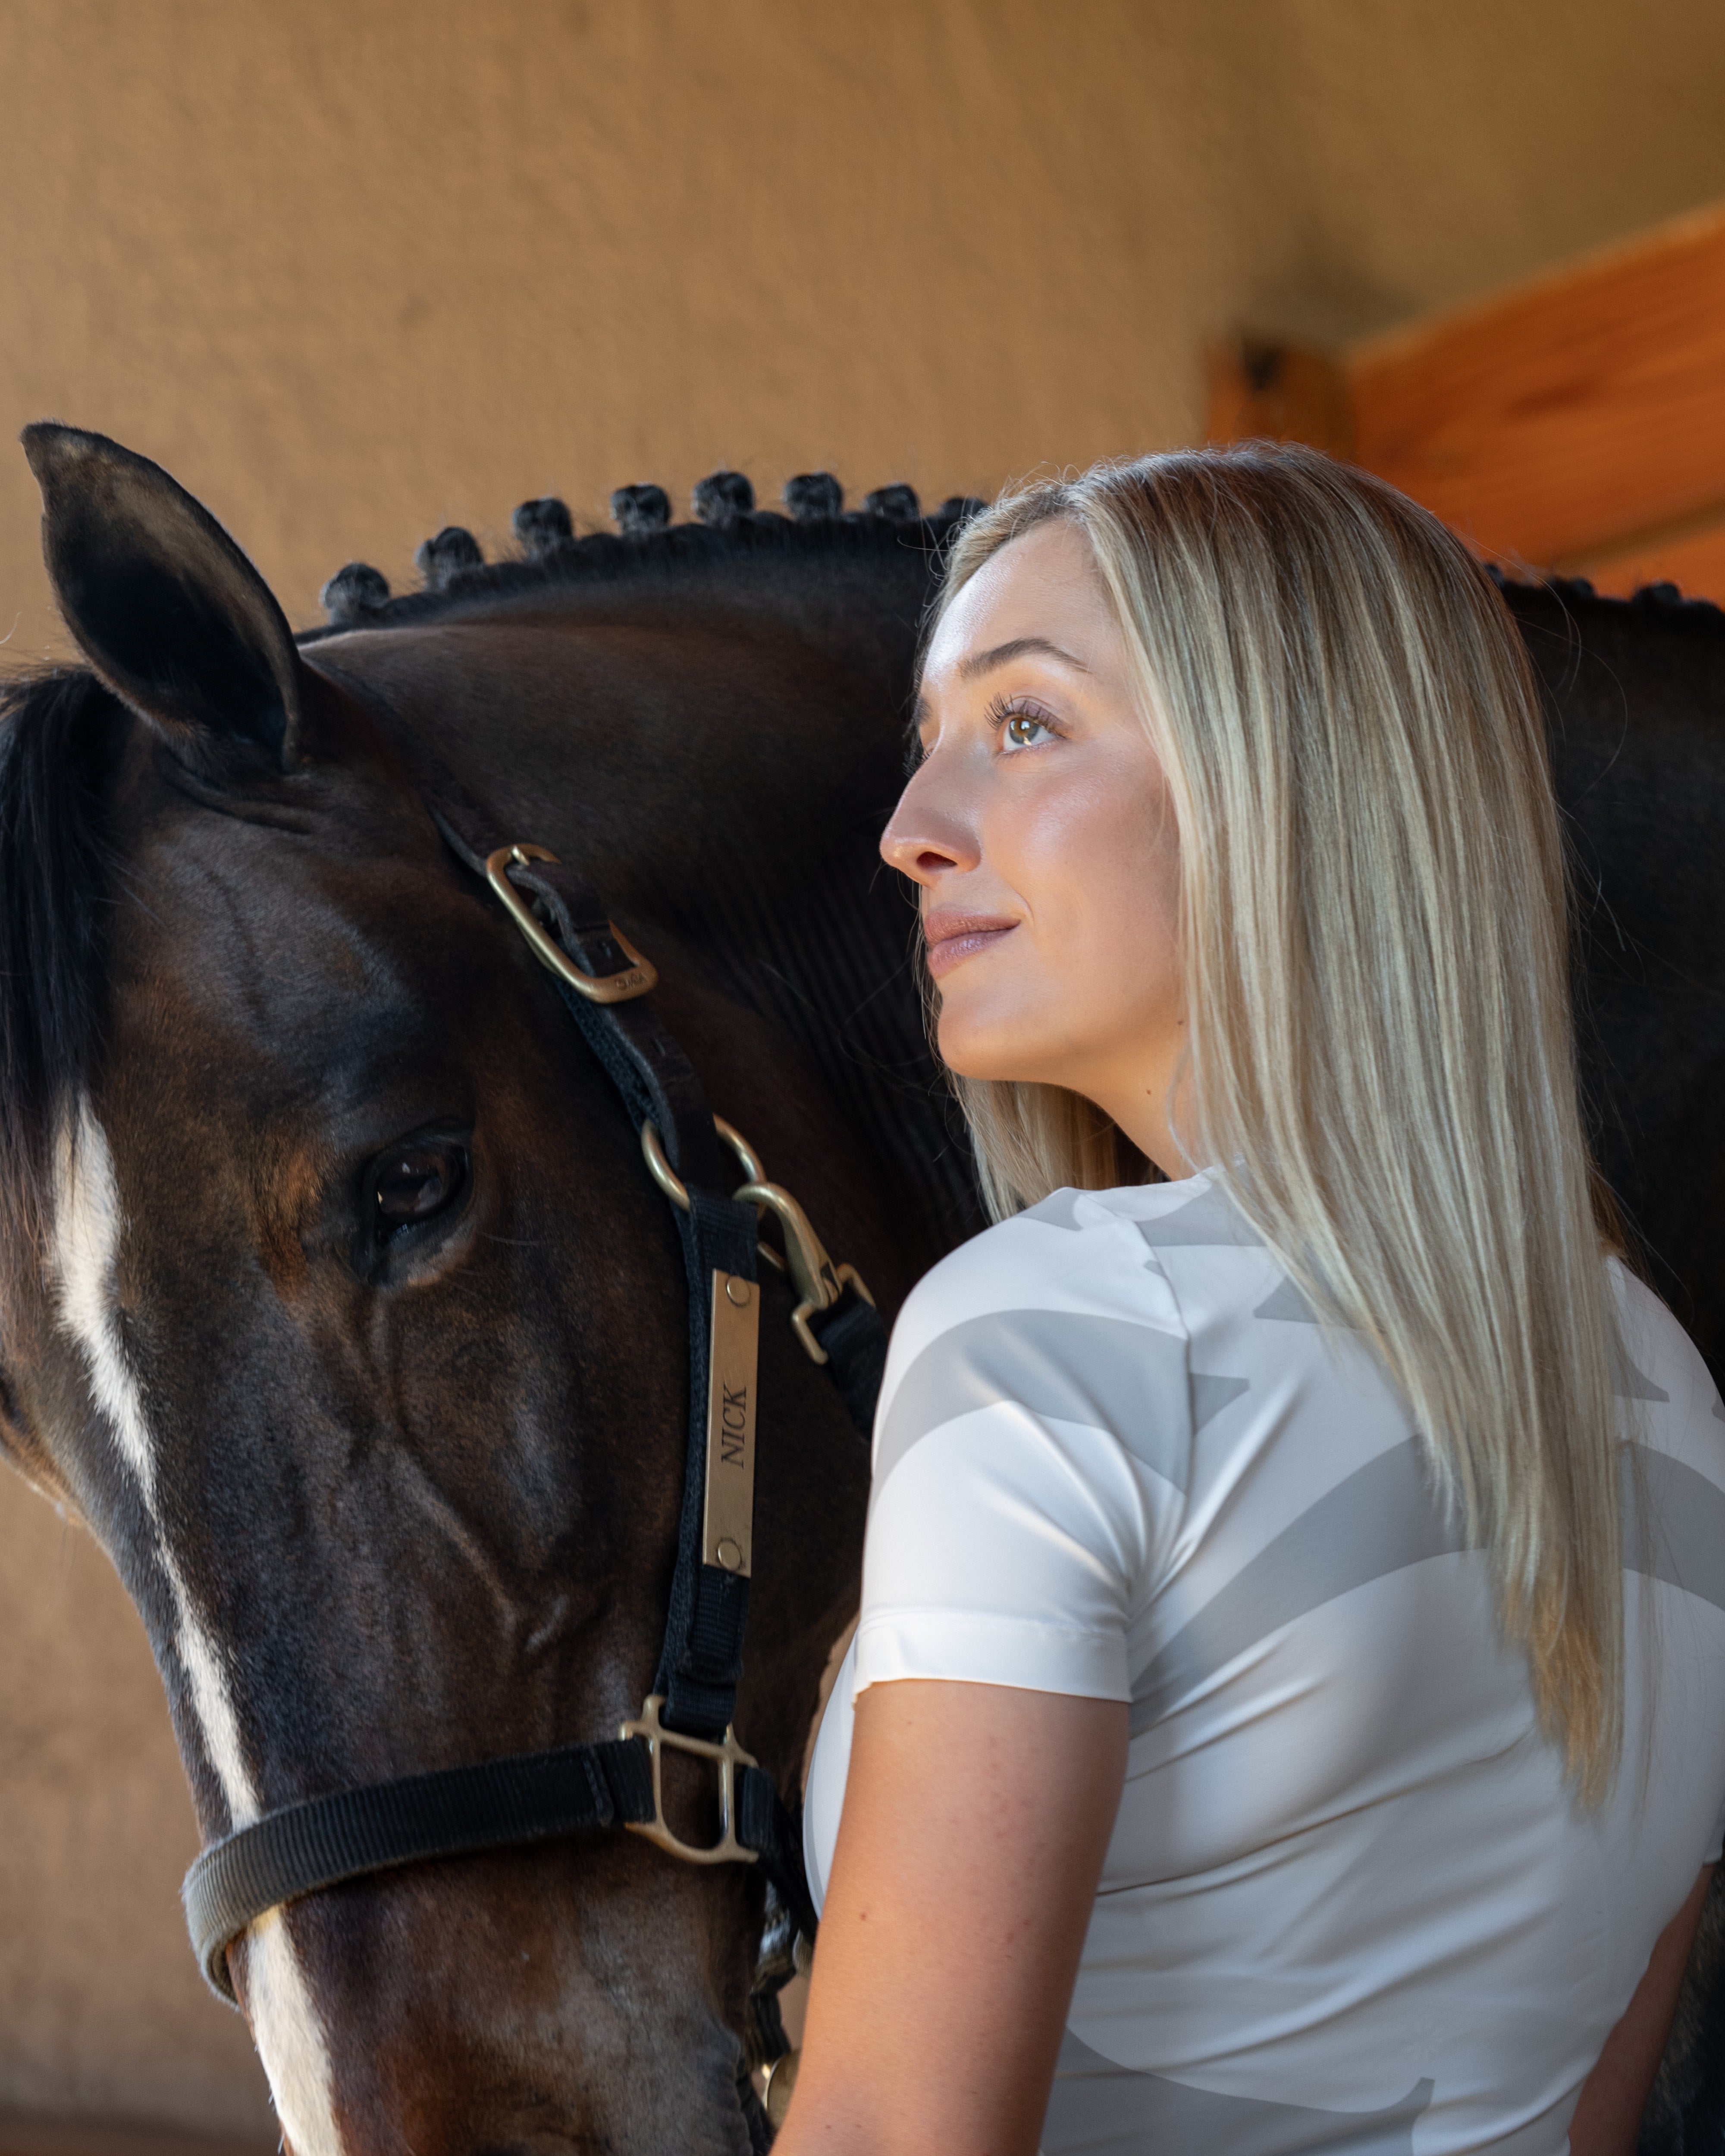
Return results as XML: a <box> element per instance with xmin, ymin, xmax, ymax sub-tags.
<box><xmin>373</xmin><ymin>1141</ymin><xmax>468</xmax><ymax>1233</ymax></box>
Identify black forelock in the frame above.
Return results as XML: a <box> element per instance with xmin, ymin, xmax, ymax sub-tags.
<box><xmin>0</xmin><ymin>665</ymin><xmax>127</xmax><ymax>1257</ymax></box>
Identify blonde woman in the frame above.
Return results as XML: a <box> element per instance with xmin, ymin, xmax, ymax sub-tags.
<box><xmin>776</xmin><ymin>448</ymin><xmax>1725</xmax><ymax>2156</ymax></box>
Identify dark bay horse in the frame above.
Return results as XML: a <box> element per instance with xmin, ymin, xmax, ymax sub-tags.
<box><xmin>0</xmin><ymin>428</ymin><xmax>1720</xmax><ymax>2155</ymax></box>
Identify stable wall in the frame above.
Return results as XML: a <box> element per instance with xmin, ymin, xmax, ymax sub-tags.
<box><xmin>3</xmin><ymin>0</ymin><xmax>1725</xmax><ymax>2137</ymax></box>
<box><xmin>5</xmin><ymin>1</ymin><xmax>1725</xmax><ymax>649</ymax></box>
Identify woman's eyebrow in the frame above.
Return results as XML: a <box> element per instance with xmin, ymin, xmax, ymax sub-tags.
<box><xmin>910</xmin><ymin>633</ymin><xmax>1090</xmax><ymax>732</ymax></box>
<box><xmin>957</xmin><ymin>635</ymin><xmax>1090</xmax><ymax>682</ymax></box>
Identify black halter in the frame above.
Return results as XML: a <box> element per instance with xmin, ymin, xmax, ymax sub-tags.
<box><xmin>181</xmin><ymin>776</ymin><xmax>887</xmax><ymax>2006</ymax></box>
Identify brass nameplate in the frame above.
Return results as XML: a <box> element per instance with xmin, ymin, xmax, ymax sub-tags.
<box><xmin>702</xmin><ymin>1271</ymin><xmax>759</xmax><ymax>1577</ymax></box>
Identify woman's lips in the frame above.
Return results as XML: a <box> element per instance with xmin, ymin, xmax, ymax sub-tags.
<box><xmin>924</xmin><ymin>912</ymin><xmax>1018</xmax><ymax>979</ymax></box>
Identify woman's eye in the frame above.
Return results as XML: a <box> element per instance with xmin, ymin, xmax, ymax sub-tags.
<box><xmin>373</xmin><ymin>1141</ymin><xmax>469</xmax><ymax>1234</ymax></box>
<box><xmin>1002</xmin><ymin>711</ymin><xmax>1054</xmax><ymax>750</ymax></box>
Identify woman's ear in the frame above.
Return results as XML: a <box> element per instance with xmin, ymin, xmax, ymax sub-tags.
<box><xmin>22</xmin><ymin>422</ymin><xmax>308</xmax><ymax>771</ymax></box>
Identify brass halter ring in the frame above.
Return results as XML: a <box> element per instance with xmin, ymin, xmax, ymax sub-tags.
<box><xmin>640</xmin><ymin>1118</ymin><xmax>875</xmax><ymax>1365</ymax></box>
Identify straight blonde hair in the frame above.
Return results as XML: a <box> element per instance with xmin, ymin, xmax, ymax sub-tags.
<box><xmin>933</xmin><ymin>444</ymin><xmax>1625</xmax><ymax>1800</ymax></box>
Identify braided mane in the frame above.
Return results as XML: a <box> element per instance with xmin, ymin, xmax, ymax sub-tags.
<box><xmin>303</xmin><ymin>470</ymin><xmax>979</xmax><ymax>641</ymax></box>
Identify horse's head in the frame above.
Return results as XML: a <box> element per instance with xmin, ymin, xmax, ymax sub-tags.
<box><xmin>0</xmin><ymin>428</ymin><xmax>878</xmax><ymax>2153</ymax></box>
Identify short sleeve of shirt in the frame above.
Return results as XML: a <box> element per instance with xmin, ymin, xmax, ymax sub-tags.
<box><xmin>852</xmin><ymin>1199</ymin><xmax>1195</xmax><ymax>1704</ymax></box>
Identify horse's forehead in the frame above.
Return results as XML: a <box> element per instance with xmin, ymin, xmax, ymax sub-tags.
<box><xmin>117</xmin><ymin>778</ymin><xmax>464</xmax><ymax>1025</ymax></box>
<box><xmin>301</xmin><ymin>608</ymin><xmax>776</xmax><ymax>713</ymax></box>
<box><xmin>304</xmin><ymin>617</ymin><xmax>603</xmax><ymax>701</ymax></box>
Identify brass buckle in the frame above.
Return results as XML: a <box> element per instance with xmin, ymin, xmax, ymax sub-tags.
<box><xmin>618</xmin><ymin>1694</ymin><xmax>759</xmax><ymax>1866</ymax></box>
<box><xmin>484</xmin><ymin>844</ymin><xmax>658</xmax><ymax>1004</ymax></box>
<box><xmin>640</xmin><ymin>1119</ymin><xmax>875</xmax><ymax>1365</ymax></box>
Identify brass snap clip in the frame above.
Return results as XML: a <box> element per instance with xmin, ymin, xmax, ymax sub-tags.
<box><xmin>618</xmin><ymin>1694</ymin><xmax>759</xmax><ymax>1867</ymax></box>
<box><xmin>484</xmin><ymin>844</ymin><xmax>658</xmax><ymax>1004</ymax></box>
<box><xmin>731</xmin><ymin>1177</ymin><xmax>874</xmax><ymax>1366</ymax></box>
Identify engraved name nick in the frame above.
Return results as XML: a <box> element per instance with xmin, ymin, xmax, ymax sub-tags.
<box><xmin>720</xmin><ymin>1384</ymin><xmax>749</xmax><ymax>1467</ymax></box>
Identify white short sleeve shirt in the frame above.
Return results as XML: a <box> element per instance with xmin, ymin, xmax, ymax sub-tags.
<box><xmin>803</xmin><ymin>1169</ymin><xmax>1725</xmax><ymax>2156</ymax></box>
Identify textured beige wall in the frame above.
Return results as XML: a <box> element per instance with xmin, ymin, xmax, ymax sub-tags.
<box><xmin>3</xmin><ymin>0</ymin><xmax>1725</xmax><ymax>2134</ymax></box>
<box><xmin>0</xmin><ymin>1485</ymin><xmax>275</xmax><ymax>2140</ymax></box>
<box><xmin>4</xmin><ymin>0</ymin><xmax>1725</xmax><ymax>652</ymax></box>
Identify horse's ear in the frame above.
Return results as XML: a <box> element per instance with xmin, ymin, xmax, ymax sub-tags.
<box><xmin>22</xmin><ymin>423</ymin><xmax>308</xmax><ymax>768</ymax></box>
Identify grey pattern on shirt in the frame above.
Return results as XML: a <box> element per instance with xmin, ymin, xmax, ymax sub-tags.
<box><xmin>1130</xmin><ymin>1438</ymin><xmax>1725</xmax><ymax>1736</ymax></box>
<box><xmin>875</xmin><ymin>1309</ymin><xmax>1192</xmax><ymax>1494</ymax></box>
<box><xmin>1045</xmin><ymin>2028</ymin><xmax>1434</xmax><ymax>2155</ymax></box>
<box><xmin>1130</xmin><ymin>1438</ymin><xmax>1468</xmax><ymax>1732</ymax></box>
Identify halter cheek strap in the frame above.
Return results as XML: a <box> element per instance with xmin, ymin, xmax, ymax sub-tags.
<box><xmin>181</xmin><ymin>775</ymin><xmax>886</xmax><ymax>2003</ymax></box>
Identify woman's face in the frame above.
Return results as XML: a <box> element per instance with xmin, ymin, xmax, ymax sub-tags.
<box><xmin>881</xmin><ymin>518</ymin><xmax>1190</xmax><ymax>1178</ymax></box>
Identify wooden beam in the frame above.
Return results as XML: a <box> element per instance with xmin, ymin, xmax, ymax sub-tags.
<box><xmin>1560</xmin><ymin>511</ymin><xmax>1725</xmax><ymax>603</ymax></box>
<box><xmin>1204</xmin><ymin>338</ymin><xmax>1353</xmax><ymax>461</ymax></box>
<box><xmin>1346</xmin><ymin>203</ymin><xmax>1725</xmax><ymax>569</ymax></box>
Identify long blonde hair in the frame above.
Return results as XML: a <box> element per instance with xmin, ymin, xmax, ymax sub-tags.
<box><xmin>933</xmin><ymin>444</ymin><xmax>1625</xmax><ymax>1799</ymax></box>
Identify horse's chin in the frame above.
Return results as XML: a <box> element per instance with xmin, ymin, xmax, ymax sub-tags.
<box><xmin>232</xmin><ymin>1844</ymin><xmax>758</xmax><ymax>2156</ymax></box>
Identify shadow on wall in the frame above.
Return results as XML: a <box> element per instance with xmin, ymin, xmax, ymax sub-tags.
<box><xmin>0</xmin><ymin>1477</ymin><xmax>276</xmax><ymax>2144</ymax></box>
<box><xmin>1207</xmin><ymin>201</ymin><xmax>1725</xmax><ymax>601</ymax></box>
<box><xmin>0</xmin><ymin>2115</ymin><xmax>273</xmax><ymax>2156</ymax></box>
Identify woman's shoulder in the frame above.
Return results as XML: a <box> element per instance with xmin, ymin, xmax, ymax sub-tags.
<box><xmin>873</xmin><ymin>1175</ymin><xmax>1256</xmax><ymax>1481</ymax></box>
<box><xmin>1608</xmin><ymin>1258</ymin><xmax>1725</xmax><ymax>1486</ymax></box>
<box><xmin>889</xmin><ymin>1172</ymin><xmax>1227</xmax><ymax>1353</ymax></box>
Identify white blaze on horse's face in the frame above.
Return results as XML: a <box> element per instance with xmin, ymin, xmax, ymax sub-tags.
<box><xmin>50</xmin><ymin>1101</ymin><xmax>345</xmax><ymax>2156</ymax></box>
<box><xmin>50</xmin><ymin>1104</ymin><xmax>259</xmax><ymax>1816</ymax></box>
<box><xmin>245</xmin><ymin>1912</ymin><xmax>346</xmax><ymax>2156</ymax></box>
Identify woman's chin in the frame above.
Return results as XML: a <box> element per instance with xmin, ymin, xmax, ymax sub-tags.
<box><xmin>936</xmin><ymin>1012</ymin><xmax>1052</xmax><ymax>1087</ymax></box>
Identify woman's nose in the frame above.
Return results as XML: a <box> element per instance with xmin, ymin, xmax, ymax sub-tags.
<box><xmin>880</xmin><ymin>754</ymin><xmax>982</xmax><ymax>884</ymax></box>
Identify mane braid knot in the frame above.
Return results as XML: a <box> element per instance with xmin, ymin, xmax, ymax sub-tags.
<box><xmin>864</xmin><ymin>484</ymin><xmax>919</xmax><ymax>521</ymax></box>
<box><xmin>514</xmin><ymin>497</ymin><xmax>574</xmax><ymax>559</ymax></box>
<box><xmin>417</xmin><ymin>527</ymin><xmax>486</xmax><ymax>592</ymax></box>
<box><xmin>783</xmin><ymin>473</ymin><xmax>843</xmax><ymax>521</ymax></box>
<box><xmin>320</xmin><ymin>561</ymin><xmax>391</xmax><ymax>626</ymax></box>
<box><xmin>692</xmin><ymin>470</ymin><xmax>754</xmax><ymax>527</ymax></box>
<box><xmin>611</xmin><ymin>484</ymin><xmax>670</xmax><ymax>538</ymax></box>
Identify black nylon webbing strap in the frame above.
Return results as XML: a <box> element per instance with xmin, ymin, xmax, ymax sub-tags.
<box><xmin>737</xmin><ymin>1766</ymin><xmax>819</xmax><ymax>1946</ymax></box>
<box><xmin>807</xmin><ymin>1285</ymin><xmax>889</xmax><ymax>1442</ymax></box>
<box><xmin>655</xmin><ymin>1185</ymin><xmax>760</xmax><ymax>1736</ymax></box>
<box><xmin>184</xmin><ymin>1737</ymin><xmax>654</xmax><ymax>2001</ymax></box>
<box><xmin>427</xmin><ymin>797</ymin><xmax>723</xmax><ymax>1193</ymax></box>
